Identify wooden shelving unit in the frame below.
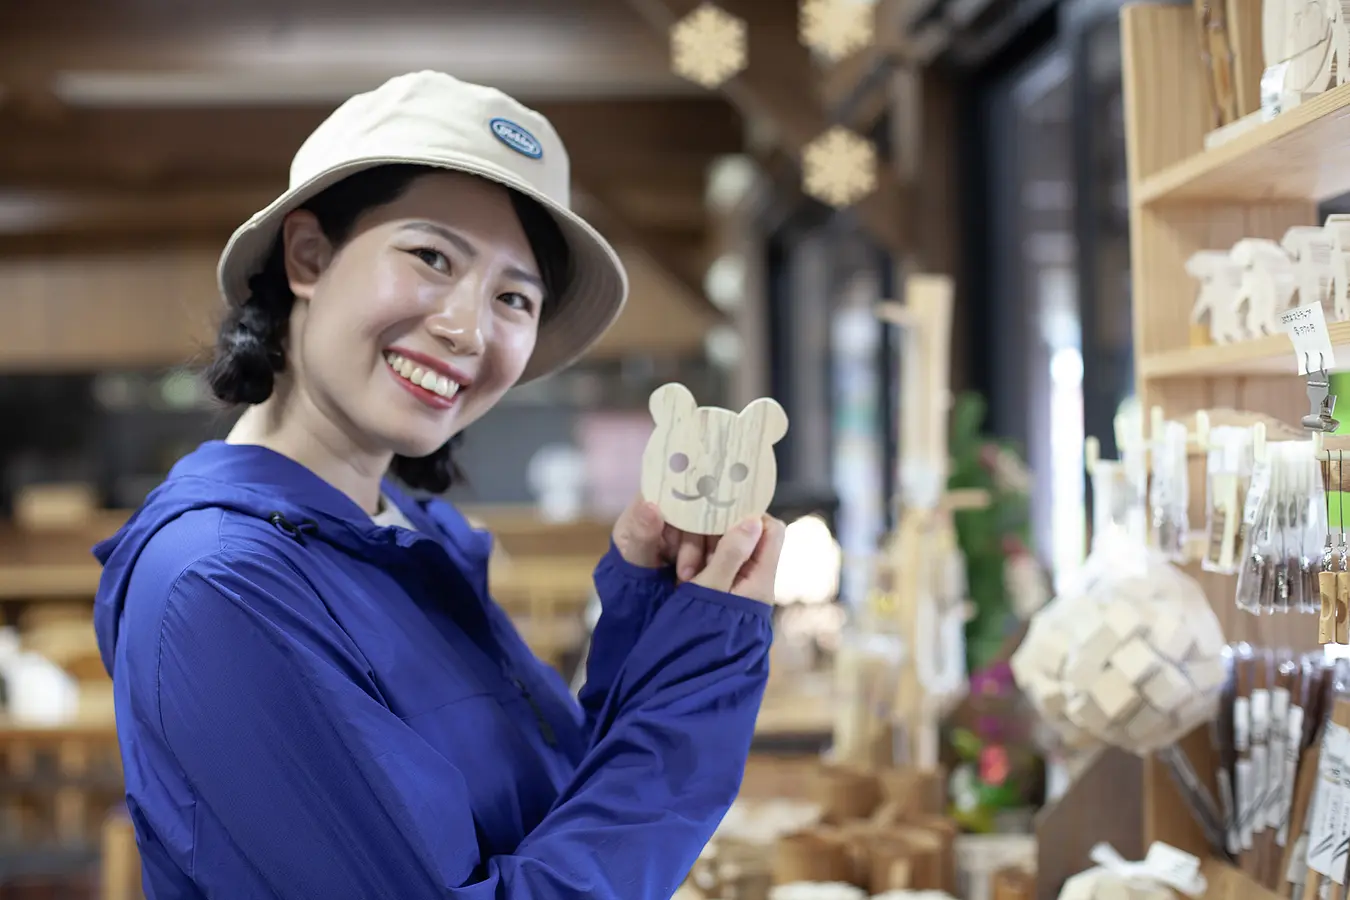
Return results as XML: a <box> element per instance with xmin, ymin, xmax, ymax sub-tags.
<box><xmin>1141</xmin><ymin>319</ymin><xmax>1350</xmax><ymax>378</ymax></box>
<box><xmin>1136</xmin><ymin>81</ymin><xmax>1350</xmax><ymax>205</ymax></box>
<box><xmin>1117</xmin><ymin>0</ymin><xmax>1326</xmax><ymax>882</ymax></box>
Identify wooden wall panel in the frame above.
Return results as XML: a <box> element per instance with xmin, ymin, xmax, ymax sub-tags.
<box><xmin>0</xmin><ymin>247</ymin><xmax>220</xmax><ymax>371</ymax></box>
<box><xmin>0</xmin><ymin>241</ymin><xmax>715</xmax><ymax>371</ymax></box>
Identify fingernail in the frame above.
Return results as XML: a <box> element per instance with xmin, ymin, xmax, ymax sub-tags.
<box><xmin>679</xmin><ymin>566</ymin><xmax>696</xmax><ymax>581</ymax></box>
<box><xmin>738</xmin><ymin>518</ymin><xmax>762</xmax><ymax>535</ymax></box>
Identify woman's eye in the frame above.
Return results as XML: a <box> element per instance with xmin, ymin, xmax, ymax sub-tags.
<box><xmin>410</xmin><ymin>248</ymin><xmax>449</xmax><ymax>271</ymax></box>
<box><xmin>498</xmin><ymin>293</ymin><xmax>537</xmax><ymax>316</ymax></box>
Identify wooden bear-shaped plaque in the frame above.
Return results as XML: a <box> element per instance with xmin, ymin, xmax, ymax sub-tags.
<box><xmin>640</xmin><ymin>383</ymin><xmax>788</xmax><ymax>535</ymax></box>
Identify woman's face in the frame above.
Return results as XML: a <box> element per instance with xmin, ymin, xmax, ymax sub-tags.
<box><xmin>281</xmin><ymin>171</ymin><xmax>544</xmax><ymax>461</ymax></box>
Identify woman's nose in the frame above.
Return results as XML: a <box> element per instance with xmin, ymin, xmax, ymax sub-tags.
<box><xmin>428</xmin><ymin>291</ymin><xmax>487</xmax><ymax>356</ymax></box>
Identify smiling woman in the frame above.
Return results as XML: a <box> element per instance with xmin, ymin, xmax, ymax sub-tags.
<box><xmin>90</xmin><ymin>69</ymin><xmax>787</xmax><ymax>900</ymax></box>
<box><xmin>205</xmin><ymin>163</ymin><xmax>571</xmax><ymax>495</ymax></box>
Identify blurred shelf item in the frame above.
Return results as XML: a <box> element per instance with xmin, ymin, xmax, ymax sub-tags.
<box><xmin>1136</xmin><ymin>81</ymin><xmax>1350</xmax><ymax>204</ymax></box>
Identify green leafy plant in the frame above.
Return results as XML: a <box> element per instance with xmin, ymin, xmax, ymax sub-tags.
<box><xmin>945</xmin><ymin>392</ymin><xmax>1035</xmax><ymax>673</ymax></box>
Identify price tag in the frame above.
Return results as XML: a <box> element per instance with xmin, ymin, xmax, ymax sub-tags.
<box><xmin>1279</xmin><ymin>302</ymin><xmax>1336</xmax><ymax>374</ymax></box>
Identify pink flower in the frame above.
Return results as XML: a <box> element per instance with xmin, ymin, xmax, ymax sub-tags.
<box><xmin>980</xmin><ymin>745</ymin><xmax>1011</xmax><ymax>786</ymax></box>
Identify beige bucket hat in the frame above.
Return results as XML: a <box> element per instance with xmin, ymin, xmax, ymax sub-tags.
<box><xmin>216</xmin><ymin>70</ymin><xmax>629</xmax><ymax>383</ymax></box>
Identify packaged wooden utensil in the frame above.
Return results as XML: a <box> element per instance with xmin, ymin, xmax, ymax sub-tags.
<box><xmin>1298</xmin><ymin>660</ymin><xmax>1350</xmax><ymax>900</ymax></box>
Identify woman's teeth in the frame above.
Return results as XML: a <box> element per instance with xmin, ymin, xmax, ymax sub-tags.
<box><xmin>384</xmin><ymin>352</ymin><xmax>460</xmax><ymax>400</ymax></box>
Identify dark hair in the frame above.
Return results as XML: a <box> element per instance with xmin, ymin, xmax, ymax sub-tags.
<box><xmin>205</xmin><ymin>164</ymin><xmax>572</xmax><ymax>494</ymax></box>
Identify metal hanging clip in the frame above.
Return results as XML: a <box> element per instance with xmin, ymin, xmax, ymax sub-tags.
<box><xmin>1302</xmin><ymin>353</ymin><xmax>1340</xmax><ymax>432</ymax></box>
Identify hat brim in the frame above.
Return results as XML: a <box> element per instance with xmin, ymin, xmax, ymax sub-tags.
<box><xmin>216</xmin><ymin>153</ymin><xmax>628</xmax><ymax>384</ymax></box>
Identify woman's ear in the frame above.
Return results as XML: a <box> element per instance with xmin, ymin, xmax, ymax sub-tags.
<box><xmin>281</xmin><ymin>210</ymin><xmax>333</xmax><ymax>301</ymax></box>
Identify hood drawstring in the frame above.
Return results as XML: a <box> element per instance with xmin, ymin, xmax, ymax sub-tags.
<box><xmin>268</xmin><ymin>513</ymin><xmax>320</xmax><ymax>544</ymax></box>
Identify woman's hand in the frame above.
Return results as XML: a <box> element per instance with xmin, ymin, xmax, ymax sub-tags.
<box><xmin>611</xmin><ymin>497</ymin><xmax>786</xmax><ymax>605</ymax></box>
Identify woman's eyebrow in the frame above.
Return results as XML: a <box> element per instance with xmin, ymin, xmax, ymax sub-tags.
<box><xmin>403</xmin><ymin>220</ymin><xmax>543</xmax><ymax>292</ymax></box>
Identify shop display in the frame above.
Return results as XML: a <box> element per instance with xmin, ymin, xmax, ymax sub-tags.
<box><xmin>1188</xmin><ymin>251</ymin><xmax>1246</xmax><ymax>344</ymax></box>
<box><xmin>683</xmin><ymin>763</ymin><xmax>961</xmax><ymax>900</ymax></box>
<box><xmin>1057</xmin><ymin>843</ymin><xmax>1207</xmax><ymax>900</ymax></box>
<box><xmin>1186</xmin><ymin>221</ymin><xmax>1350</xmax><ymax>347</ymax></box>
<box><xmin>1200</xmin><ymin>425</ymin><xmax>1257</xmax><ymax>575</ymax></box>
<box><xmin>1326</xmin><ymin>215</ymin><xmax>1350</xmax><ymax>322</ymax></box>
<box><xmin>945</xmin><ymin>662</ymin><xmax>1045</xmax><ymax>833</ymax></box>
<box><xmin>768</xmin><ymin>884</ymin><xmax>867</xmax><ymax>900</ymax></box>
<box><xmin>1234</xmin><ymin>238</ymin><xmax>1297</xmax><ymax>337</ymax></box>
<box><xmin>1208</xmin><ymin>646</ymin><xmax>1333</xmax><ymax>889</ymax></box>
<box><xmin>875</xmin><ymin>276</ymin><xmax>975</xmax><ymax>771</ymax></box>
<box><xmin>1012</xmin><ymin>444</ymin><xmax>1227</xmax><ymax>762</ymax></box>
<box><xmin>639</xmin><ymin>382</ymin><xmax>789</xmax><ymax>535</ymax></box>
<box><xmin>1232</xmin><ymin>440</ymin><xmax>1324</xmax><ymax>615</ymax></box>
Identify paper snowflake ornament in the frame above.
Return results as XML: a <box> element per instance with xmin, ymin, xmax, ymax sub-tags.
<box><xmin>670</xmin><ymin>3</ymin><xmax>748</xmax><ymax>89</ymax></box>
<box><xmin>799</xmin><ymin>0</ymin><xmax>876</xmax><ymax>61</ymax></box>
<box><xmin>802</xmin><ymin>126</ymin><xmax>877</xmax><ymax>207</ymax></box>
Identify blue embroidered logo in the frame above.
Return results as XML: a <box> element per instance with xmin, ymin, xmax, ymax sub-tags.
<box><xmin>489</xmin><ymin>118</ymin><xmax>543</xmax><ymax>159</ymax></box>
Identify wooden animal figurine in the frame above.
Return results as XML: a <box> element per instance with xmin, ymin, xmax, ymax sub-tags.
<box><xmin>1324</xmin><ymin>213</ymin><xmax>1350</xmax><ymax>321</ymax></box>
<box><xmin>1283</xmin><ymin>224</ymin><xmax>1336</xmax><ymax>316</ymax></box>
<box><xmin>640</xmin><ymin>383</ymin><xmax>788</xmax><ymax>536</ymax></box>
<box><xmin>1231</xmin><ymin>238</ymin><xmax>1297</xmax><ymax>337</ymax></box>
<box><xmin>1263</xmin><ymin>0</ymin><xmax>1337</xmax><ymax>108</ymax></box>
<box><xmin>1185</xmin><ymin>250</ymin><xmax>1245</xmax><ymax>343</ymax></box>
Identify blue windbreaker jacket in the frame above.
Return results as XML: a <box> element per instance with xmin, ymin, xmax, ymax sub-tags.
<box><xmin>91</xmin><ymin>441</ymin><xmax>773</xmax><ymax>899</ymax></box>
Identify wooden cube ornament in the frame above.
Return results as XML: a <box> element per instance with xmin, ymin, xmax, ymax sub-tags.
<box><xmin>641</xmin><ymin>383</ymin><xmax>788</xmax><ymax>535</ymax></box>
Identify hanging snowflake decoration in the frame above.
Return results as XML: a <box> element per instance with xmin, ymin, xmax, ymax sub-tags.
<box><xmin>802</xmin><ymin>126</ymin><xmax>877</xmax><ymax>207</ymax></box>
<box><xmin>670</xmin><ymin>3</ymin><xmax>748</xmax><ymax>89</ymax></box>
<box><xmin>799</xmin><ymin>0</ymin><xmax>876</xmax><ymax>61</ymax></box>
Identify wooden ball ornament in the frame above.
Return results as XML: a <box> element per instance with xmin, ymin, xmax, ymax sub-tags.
<box><xmin>641</xmin><ymin>383</ymin><xmax>788</xmax><ymax>535</ymax></box>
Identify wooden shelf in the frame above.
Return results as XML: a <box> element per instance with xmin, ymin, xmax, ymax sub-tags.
<box><xmin>1137</xmin><ymin>81</ymin><xmax>1350</xmax><ymax>204</ymax></box>
<box><xmin>1141</xmin><ymin>320</ymin><xmax>1350</xmax><ymax>378</ymax></box>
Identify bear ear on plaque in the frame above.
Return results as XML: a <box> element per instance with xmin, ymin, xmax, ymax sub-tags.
<box><xmin>737</xmin><ymin>397</ymin><xmax>788</xmax><ymax>445</ymax></box>
<box><xmin>648</xmin><ymin>382</ymin><xmax>698</xmax><ymax>424</ymax></box>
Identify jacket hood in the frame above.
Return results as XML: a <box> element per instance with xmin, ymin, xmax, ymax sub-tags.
<box><xmin>91</xmin><ymin>441</ymin><xmax>489</xmax><ymax>677</ymax></box>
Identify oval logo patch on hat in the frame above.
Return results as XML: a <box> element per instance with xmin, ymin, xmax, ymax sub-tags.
<box><xmin>489</xmin><ymin>118</ymin><xmax>543</xmax><ymax>159</ymax></box>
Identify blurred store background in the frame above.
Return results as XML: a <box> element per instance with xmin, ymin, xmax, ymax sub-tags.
<box><xmin>0</xmin><ymin>0</ymin><xmax>1141</xmax><ymax>896</ymax></box>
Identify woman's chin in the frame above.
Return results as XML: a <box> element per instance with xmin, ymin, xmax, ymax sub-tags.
<box><xmin>379</xmin><ymin>425</ymin><xmax>457</xmax><ymax>461</ymax></box>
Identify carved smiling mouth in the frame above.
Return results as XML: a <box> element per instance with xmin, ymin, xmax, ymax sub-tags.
<box><xmin>671</xmin><ymin>489</ymin><xmax>736</xmax><ymax>509</ymax></box>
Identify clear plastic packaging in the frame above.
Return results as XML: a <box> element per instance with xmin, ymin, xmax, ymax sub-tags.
<box><xmin>1202</xmin><ymin>426</ymin><xmax>1254</xmax><ymax>575</ymax></box>
<box><xmin>1012</xmin><ymin>458</ymin><xmax>1227</xmax><ymax>757</ymax></box>
<box><xmin>1150</xmin><ymin>420</ymin><xmax>1190</xmax><ymax>562</ymax></box>
<box><xmin>1235</xmin><ymin>442</ymin><xmax>1326</xmax><ymax>614</ymax></box>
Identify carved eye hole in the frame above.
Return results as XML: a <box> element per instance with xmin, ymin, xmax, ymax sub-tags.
<box><xmin>729</xmin><ymin>463</ymin><xmax>749</xmax><ymax>483</ymax></box>
<box><xmin>669</xmin><ymin>453</ymin><xmax>690</xmax><ymax>473</ymax></box>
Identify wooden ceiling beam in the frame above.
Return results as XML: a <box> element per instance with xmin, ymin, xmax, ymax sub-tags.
<box><xmin>0</xmin><ymin>15</ymin><xmax>696</xmax><ymax>103</ymax></box>
<box><xmin>0</xmin><ymin>98</ymin><xmax>741</xmax><ymax>190</ymax></box>
<box><xmin>624</xmin><ymin>0</ymin><xmax>912</xmax><ymax>256</ymax></box>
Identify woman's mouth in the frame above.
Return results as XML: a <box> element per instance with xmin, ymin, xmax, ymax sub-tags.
<box><xmin>383</xmin><ymin>350</ymin><xmax>463</xmax><ymax>408</ymax></box>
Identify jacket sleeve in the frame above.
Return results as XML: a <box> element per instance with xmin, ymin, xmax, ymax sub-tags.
<box><xmin>152</xmin><ymin>549</ymin><xmax>771</xmax><ymax>900</ymax></box>
<box><xmin>577</xmin><ymin>543</ymin><xmax>677</xmax><ymax>736</ymax></box>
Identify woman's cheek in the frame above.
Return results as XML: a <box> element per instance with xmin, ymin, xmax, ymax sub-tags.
<box><xmin>495</xmin><ymin>317</ymin><xmax>538</xmax><ymax>376</ymax></box>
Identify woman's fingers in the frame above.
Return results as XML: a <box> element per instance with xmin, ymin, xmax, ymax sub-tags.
<box><xmin>610</xmin><ymin>496</ymin><xmax>666</xmax><ymax>568</ymax></box>
<box><xmin>692</xmin><ymin>517</ymin><xmax>764</xmax><ymax>594</ymax></box>
<box><xmin>733</xmin><ymin>516</ymin><xmax>787</xmax><ymax>601</ymax></box>
<box><xmin>676</xmin><ymin>531</ymin><xmax>705</xmax><ymax>583</ymax></box>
